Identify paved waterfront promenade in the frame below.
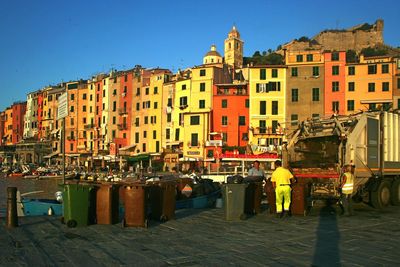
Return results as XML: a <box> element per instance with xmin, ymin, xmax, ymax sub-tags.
<box><xmin>1</xmin><ymin>202</ymin><xmax>399</xmax><ymax>267</ymax></box>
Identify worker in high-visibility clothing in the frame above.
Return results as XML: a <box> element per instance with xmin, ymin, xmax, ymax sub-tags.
<box><xmin>340</xmin><ymin>164</ymin><xmax>355</xmax><ymax>216</ymax></box>
<box><xmin>271</xmin><ymin>160</ymin><xmax>294</xmax><ymax>218</ymax></box>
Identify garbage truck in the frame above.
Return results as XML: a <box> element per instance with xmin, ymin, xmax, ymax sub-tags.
<box><xmin>286</xmin><ymin>111</ymin><xmax>400</xmax><ymax>209</ymax></box>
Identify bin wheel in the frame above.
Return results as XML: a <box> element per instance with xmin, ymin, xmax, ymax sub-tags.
<box><xmin>160</xmin><ymin>215</ymin><xmax>167</xmax><ymax>222</ymax></box>
<box><xmin>121</xmin><ymin>219</ymin><xmax>126</xmax><ymax>228</ymax></box>
<box><xmin>144</xmin><ymin>219</ymin><xmax>149</xmax><ymax>228</ymax></box>
<box><xmin>60</xmin><ymin>217</ymin><xmax>65</xmax><ymax>224</ymax></box>
<box><xmin>240</xmin><ymin>214</ymin><xmax>246</xmax><ymax>220</ymax></box>
<box><xmin>67</xmin><ymin>219</ymin><xmax>77</xmax><ymax>228</ymax></box>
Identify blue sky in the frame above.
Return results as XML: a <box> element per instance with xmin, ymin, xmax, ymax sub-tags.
<box><xmin>0</xmin><ymin>0</ymin><xmax>399</xmax><ymax>110</ymax></box>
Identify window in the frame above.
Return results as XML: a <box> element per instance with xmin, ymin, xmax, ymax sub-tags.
<box><xmin>112</xmin><ymin>116</ymin><xmax>116</xmax><ymax>124</ymax></box>
<box><xmin>348</xmin><ymin>66</ymin><xmax>355</xmax><ymax>75</ymax></box>
<box><xmin>70</xmin><ymin>94</ymin><xmax>75</xmax><ymax>101</ymax></box>
<box><xmin>136</xmin><ymin>88</ymin><xmax>140</xmax><ymax>96</ymax></box>
<box><xmin>200</xmin><ymin>82</ymin><xmax>206</xmax><ymax>92</ymax></box>
<box><xmin>306</xmin><ymin>54</ymin><xmax>313</xmax><ymax>62</ymax></box>
<box><xmin>143</xmin><ymin>131</ymin><xmax>147</xmax><ymax>138</ymax></box>
<box><xmin>259</xmin><ymin>120</ymin><xmax>266</xmax><ymax>134</ymax></box>
<box><xmin>70</xmin><ymin>106</ymin><xmax>74</xmax><ymax>112</ymax></box>
<box><xmin>200</xmin><ymin>69</ymin><xmax>206</xmax><ymax>76</ymax></box>
<box><xmin>291</xmin><ymin>114</ymin><xmax>298</xmax><ymax>126</ymax></box>
<box><xmin>382</xmin><ymin>82</ymin><xmax>389</xmax><ymax>92</ymax></box>
<box><xmin>83</xmin><ymin>105</ymin><xmax>86</xmax><ymax>112</ymax></box>
<box><xmin>398</xmin><ymin>78</ymin><xmax>400</xmax><ymax>89</ymax></box>
<box><xmin>368</xmin><ymin>65</ymin><xmax>377</xmax><ymax>74</ymax></box>
<box><xmin>383</xmin><ymin>103</ymin><xmax>391</xmax><ymax>111</ymax></box>
<box><xmin>398</xmin><ymin>99</ymin><xmax>400</xmax><ymax>109</ymax></box>
<box><xmin>167</xmin><ymin>113</ymin><xmax>171</xmax><ymax>122</ymax></box>
<box><xmin>331</xmin><ymin>52</ymin><xmax>339</xmax><ymax>61</ymax></box>
<box><xmin>222</xmin><ymin>116</ymin><xmax>228</xmax><ymax>126</ymax></box>
<box><xmin>332</xmin><ymin>81</ymin><xmax>339</xmax><ymax>92</ymax></box>
<box><xmin>153</xmin><ymin>130</ymin><xmax>157</xmax><ymax>139</ymax></box>
<box><xmin>245</xmin><ymin>99</ymin><xmax>249</xmax><ymax>108</ymax></box>
<box><xmin>136</xmin><ymin>103</ymin><xmax>140</xmax><ymax>111</ymax></box>
<box><xmin>124</xmin><ymin>75</ymin><xmax>128</xmax><ymax>82</ymax></box>
<box><xmin>83</xmin><ymin>93</ymin><xmax>87</xmax><ymax>100</ymax></box>
<box><xmin>179</xmin><ymin>96</ymin><xmax>188</xmax><ymax>106</ymax></box>
<box><xmin>260</xmin><ymin>69</ymin><xmax>266</xmax><ymax>80</ymax></box>
<box><xmin>135</xmin><ymin>117</ymin><xmax>139</xmax><ymax>127</ymax></box>
<box><xmin>182</xmin><ymin>84</ymin><xmax>187</xmax><ymax>90</ymax></box>
<box><xmin>144</xmin><ymin>116</ymin><xmax>148</xmax><ymax>124</ymax></box>
<box><xmin>291</xmin><ymin>67</ymin><xmax>298</xmax><ymax>77</ymax></box>
<box><xmin>268</xmin><ymin>82</ymin><xmax>281</xmax><ymax>91</ymax></box>
<box><xmin>222</xmin><ymin>99</ymin><xmax>227</xmax><ymax>108</ymax></box>
<box><xmin>142</xmin><ymin>143</ymin><xmax>146</xmax><ymax>153</ymax></box>
<box><xmin>332</xmin><ymin>66</ymin><xmax>339</xmax><ymax>75</ymax></box>
<box><xmin>312</xmin><ymin>88</ymin><xmax>320</xmax><ymax>101</ymax></box>
<box><xmin>167</xmin><ymin>98</ymin><xmax>172</xmax><ymax>107</ymax></box>
<box><xmin>291</xmin><ymin>89</ymin><xmax>298</xmax><ymax>102</ymax></box>
<box><xmin>103</xmin><ymin>90</ymin><xmax>105</xmax><ymax>97</ymax></box>
<box><xmin>260</xmin><ymin>101</ymin><xmax>266</xmax><ymax>115</ymax></box>
<box><xmin>332</xmin><ymin>101</ymin><xmax>339</xmax><ymax>112</ymax></box>
<box><xmin>271</xmin><ymin>101</ymin><xmax>278</xmax><ymax>115</ymax></box>
<box><xmin>271</xmin><ymin>69</ymin><xmax>278</xmax><ymax>78</ymax></box>
<box><xmin>199</xmin><ymin>100</ymin><xmax>205</xmax><ymax>109</ymax></box>
<box><xmin>348</xmin><ymin>82</ymin><xmax>355</xmax><ymax>92</ymax></box>
<box><xmin>239</xmin><ymin>116</ymin><xmax>246</xmax><ymax>126</ymax></box>
<box><xmin>369</xmin><ymin>103</ymin><xmax>377</xmax><ymax>111</ymax></box>
<box><xmin>123</xmin><ymin>86</ymin><xmax>127</xmax><ymax>93</ymax></box>
<box><xmin>166</xmin><ymin>129</ymin><xmax>170</xmax><ymax>140</ymax></box>
<box><xmin>135</xmin><ymin>132</ymin><xmax>139</xmax><ymax>143</ymax></box>
<box><xmin>145</xmin><ymin>88</ymin><xmax>149</xmax><ymax>95</ymax></box>
<box><xmin>312</xmin><ymin>66</ymin><xmax>319</xmax><ymax>76</ymax></box>
<box><xmin>271</xmin><ymin>120</ymin><xmax>278</xmax><ymax>133</ymax></box>
<box><xmin>175</xmin><ymin>129</ymin><xmax>180</xmax><ymax>141</ymax></box>
<box><xmin>154</xmin><ymin>87</ymin><xmax>158</xmax><ymax>94</ymax></box>
<box><xmin>296</xmin><ymin>55</ymin><xmax>303</xmax><ymax>62</ymax></box>
<box><xmin>191</xmin><ymin>133</ymin><xmax>199</xmax><ymax>146</ymax></box>
<box><xmin>190</xmin><ymin>116</ymin><xmax>200</xmax><ymax>125</ymax></box>
<box><xmin>347</xmin><ymin>100</ymin><xmax>355</xmax><ymax>111</ymax></box>
<box><xmin>70</xmin><ymin>118</ymin><xmax>74</xmax><ymax>126</ymax></box>
<box><xmin>382</xmin><ymin>64</ymin><xmax>389</xmax><ymax>74</ymax></box>
<box><xmin>113</xmin><ymin>101</ymin><xmax>116</xmax><ymax>111</ymax></box>
<box><xmin>368</xmin><ymin>83</ymin><xmax>375</xmax><ymax>92</ymax></box>
<box><xmin>154</xmin><ymin>102</ymin><xmax>158</xmax><ymax>109</ymax></box>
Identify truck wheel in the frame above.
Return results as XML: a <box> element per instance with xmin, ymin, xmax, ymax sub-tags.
<box><xmin>390</xmin><ymin>179</ymin><xmax>400</xmax><ymax>206</ymax></box>
<box><xmin>370</xmin><ymin>181</ymin><xmax>391</xmax><ymax>209</ymax></box>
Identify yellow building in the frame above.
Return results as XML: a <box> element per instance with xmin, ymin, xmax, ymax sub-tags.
<box><xmin>76</xmin><ymin>81</ymin><xmax>89</xmax><ymax>155</ymax></box>
<box><xmin>3</xmin><ymin>107</ymin><xmax>13</xmax><ymax>145</ymax></box>
<box><xmin>345</xmin><ymin>55</ymin><xmax>395</xmax><ymax>114</ymax></box>
<box><xmin>248</xmin><ymin>66</ymin><xmax>287</xmax><ymax>150</ymax></box>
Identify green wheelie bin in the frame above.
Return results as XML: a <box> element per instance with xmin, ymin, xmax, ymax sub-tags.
<box><xmin>222</xmin><ymin>183</ymin><xmax>248</xmax><ymax>220</ymax></box>
<box><xmin>63</xmin><ymin>183</ymin><xmax>96</xmax><ymax>228</ymax></box>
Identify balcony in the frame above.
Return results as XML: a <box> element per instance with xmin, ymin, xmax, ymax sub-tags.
<box><xmin>84</xmin><ymin>124</ymin><xmax>95</xmax><ymax>130</ymax></box>
<box><xmin>118</xmin><ymin>124</ymin><xmax>128</xmax><ymax>130</ymax></box>
<box><xmin>118</xmin><ymin>108</ymin><xmax>128</xmax><ymax>115</ymax></box>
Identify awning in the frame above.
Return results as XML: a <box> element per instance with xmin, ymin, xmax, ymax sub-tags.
<box><xmin>360</xmin><ymin>99</ymin><xmax>392</xmax><ymax>104</ymax></box>
<box><xmin>44</xmin><ymin>151</ymin><xmax>60</xmax><ymax>159</ymax></box>
<box><xmin>178</xmin><ymin>156</ymin><xmax>203</xmax><ymax>162</ymax></box>
<box><xmin>126</xmin><ymin>154</ymin><xmax>150</xmax><ymax>163</ymax></box>
<box><xmin>66</xmin><ymin>154</ymin><xmax>81</xmax><ymax>157</ymax></box>
<box><xmin>119</xmin><ymin>144</ymin><xmax>137</xmax><ymax>151</ymax></box>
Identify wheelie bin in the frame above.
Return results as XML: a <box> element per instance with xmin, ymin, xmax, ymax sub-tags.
<box><xmin>264</xmin><ymin>180</ymin><xmax>276</xmax><ymax>214</ymax></box>
<box><xmin>63</xmin><ymin>183</ymin><xmax>96</xmax><ymax>228</ymax></box>
<box><xmin>96</xmin><ymin>183</ymin><xmax>120</xmax><ymax>224</ymax></box>
<box><xmin>222</xmin><ymin>183</ymin><xmax>247</xmax><ymax>220</ymax></box>
<box><xmin>291</xmin><ymin>181</ymin><xmax>310</xmax><ymax>216</ymax></box>
<box><xmin>148</xmin><ymin>180</ymin><xmax>176</xmax><ymax>222</ymax></box>
<box><xmin>244</xmin><ymin>181</ymin><xmax>263</xmax><ymax>215</ymax></box>
<box><xmin>122</xmin><ymin>183</ymin><xmax>150</xmax><ymax>227</ymax></box>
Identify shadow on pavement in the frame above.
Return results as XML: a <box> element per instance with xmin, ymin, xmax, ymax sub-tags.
<box><xmin>312</xmin><ymin>203</ymin><xmax>341</xmax><ymax>266</ymax></box>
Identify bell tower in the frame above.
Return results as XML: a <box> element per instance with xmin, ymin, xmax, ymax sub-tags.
<box><xmin>224</xmin><ymin>26</ymin><xmax>243</xmax><ymax>68</ymax></box>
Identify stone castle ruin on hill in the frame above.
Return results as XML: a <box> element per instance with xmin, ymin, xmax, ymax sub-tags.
<box><xmin>280</xmin><ymin>19</ymin><xmax>385</xmax><ymax>53</ymax></box>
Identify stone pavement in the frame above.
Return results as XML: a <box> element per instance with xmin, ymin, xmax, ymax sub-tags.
<box><xmin>0</xmin><ymin>202</ymin><xmax>399</xmax><ymax>267</ymax></box>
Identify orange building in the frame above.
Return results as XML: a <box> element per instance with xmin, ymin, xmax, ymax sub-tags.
<box><xmin>11</xmin><ymin>102</ymin><xmax>27</xmax><ymax>144</ymax></box>
<box><xmin>212</xmin><ymin>83</ymin><xmax>249</xmax><ymax>148</ymax></box>
<box><xmin>324</xmin><ymin>51</ymin><xmax>347</xmax><ymax>116</ymax></box>
<box><xmin>345</xmin><ymin>55</ymin><xmax>395</xmax><ymax>113</ymax></box>
<box><xmin>2</xmin><ymin>107</ymin><xmax>13</xmax><ymax>145</ymax></box>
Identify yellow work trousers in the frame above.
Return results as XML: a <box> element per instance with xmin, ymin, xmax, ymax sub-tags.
<box><xmin>275</xmin><ymin>185</ymin><xmax>291</xmax><ymax>213</ymax></box>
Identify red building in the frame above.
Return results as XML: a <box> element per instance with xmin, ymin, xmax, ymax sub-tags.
<box><xmin>212</xmin><ymin>83</ymin><xmax>249</xmax><ymax>148</ymax></box>
<box><xmin>324</xmin><ymin>51</ymin><xmax>347</xmax><ymax>116</ymax></box>
<box><xmin>11</xmin><ymin>102</ymin><xmax>27</xmax><ymax>144</ymax></box>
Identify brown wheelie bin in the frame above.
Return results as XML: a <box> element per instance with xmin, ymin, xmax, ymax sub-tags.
<box><xmin>264</xmin><ymin>179</ymin><xmax>276</xmax><ymax>214</ymax></box>
<box><xmin>148</xmin><ymin>180</ymin><xmax>176</xmax><ymax>222</ymax></box>
<box><xmin>96</xmin><ymin>183</ymin><xmax>120</xmax><ymax>224</ymax></box>
<box><xmin>290</xmin><ymin>180</ymin><xmax>309</xmax><ymax>216</ymax></box>
<box><xmin>122</xmin><ymin>183</ymin><xmax>150</xmax><ymax>227</ymax></box>
<box><xmin>244</xmin><ymin>181</ymin><xmax>263</xmax><ymax>214</ymax></box>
